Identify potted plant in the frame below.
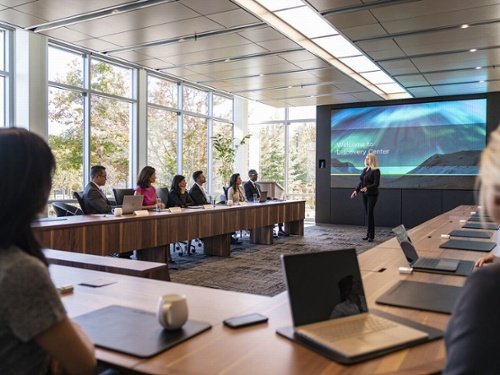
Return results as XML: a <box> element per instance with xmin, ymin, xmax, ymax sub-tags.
<box><xmin>211</xmin><ymin>133</ymin><xmax>251</xmax><ymax>186</ymax></box>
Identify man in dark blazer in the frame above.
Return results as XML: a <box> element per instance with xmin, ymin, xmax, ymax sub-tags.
<box><xmin>244</xmin><ymin>169</ymin><xmax>261</xmax><ymax>201</ymax></box>
<box><xmin>83</xmin><ymin>165</ymin><xmax>113</xmax><ymax>214</ymax></box>
<box><xmin>244</xmin><ymin>169</ymin><xmax>287</xmax><ymax>236</ymax></box>
<box><xmin>189</xmin><ymin>170</ymin><xmax>209</xmax><ymax>205</ymax></box>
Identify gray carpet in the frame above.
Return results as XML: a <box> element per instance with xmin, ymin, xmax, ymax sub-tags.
<box><xmin>169</xmin><ymin>224</ymin><xmax>393</xmax><ymax>297</ymax></box>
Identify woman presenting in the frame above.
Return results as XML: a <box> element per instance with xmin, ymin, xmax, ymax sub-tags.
<box><xmin>351</xmin><ymin>153</ymin><xmax>380</xmax><ymax>242</ymax></box>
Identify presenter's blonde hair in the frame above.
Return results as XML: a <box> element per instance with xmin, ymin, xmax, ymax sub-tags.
<box><xmin>366</xmin><ymin>152</ymin><xmax>379</xmax><ymax>169</ymax></box>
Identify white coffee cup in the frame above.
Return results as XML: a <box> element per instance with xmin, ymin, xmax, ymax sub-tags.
<box><xmin>156</xmin><ymin>294</ymin><xmax>188</xmax><ymax>330</ymax></box>
<box><xmin>112</xmin><ymin>207</ymin><xmax>123</xmax><ymax>216</ymax></box>
<box><xmin>227</xmin><ymin>199</ymin><xmax>233</xmax><ymax>206</ymax></box>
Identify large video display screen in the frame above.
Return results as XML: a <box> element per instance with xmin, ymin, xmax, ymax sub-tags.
<box><xmin>331</xmin><ymin>99</ymin><xmax>487</xmax><ymax>189</ymax></box>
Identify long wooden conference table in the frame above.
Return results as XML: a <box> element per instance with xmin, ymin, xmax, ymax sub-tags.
<box><xmin>34</xmin><ymin>200</ymin><xmax>305</xmax><ymax>261</ymax></box>
<box><xmin>50</xmin><ymin>205</ymin><xmax>498</xmax><ymax>374</ymax></box>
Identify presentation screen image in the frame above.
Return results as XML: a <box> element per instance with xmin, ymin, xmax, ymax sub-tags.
<box><xmin>330</xmin><ymin>99</ymin><xmax>487</xmax><ymax>189</ymax></box>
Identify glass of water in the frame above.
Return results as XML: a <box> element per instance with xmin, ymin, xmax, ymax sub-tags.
<box><xmin>156</xmin><ymin>197</ymin><xmax>162</xmax><ymax>212</ymax></box>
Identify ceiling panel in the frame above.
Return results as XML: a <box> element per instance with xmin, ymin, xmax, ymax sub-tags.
<box><xmin>14</xmin><ymin>0</ymin><xmax>128</xmax><ymax>22</ymax></box>
<box><xmin>205</xmin><ymin>8</ymin><xmax>260</xmax><ymax>27</ymax></box>
<box><xmin>407</xmin><ymin>86</ymin><xmax>439</xmax><ymax>97</ymax></box>
<box><xmin>433</xmin><ymin>81</ymin><xmax>498</xmax><ymax>95</ymax></box>
<box><xmin>180</xmin><ymin>0</ymin><xmax>239</xmax><ymax>15</ymax></box>
<box><xmin>424</xmin><ymin>68</ymin><xmax>500</xmax><ymax>85</ymax></box>
<box><xmin>307</xmin><ymin>0</ymin><xmax>362</xmax><ymax>12</ymax></box>
<box><xmin>380</xmin><ymin>4</ymin><xmax>500</xmax><ymax>34</ymax></box>
<box><xmin>371</xmin><ymin>0</ymin><xmax>500</xmax><ymax>21</ymax></box>
<box><xmin>255</xmin><ymin>38</ymin><xmax>300</xmax><ymax>51</ymax></box>
<box><xmin>411</xmin><ymin>48</ymin><xmax>500</xmax><ymax>71</ymax></box>
<box><xmin>99</xmin><ymin>16</ymin><xmax>224</xmax><ymax>47</ymax></box>
<box><xmin>393</xmin><ymin>24</ymin><xmax>500</xmax><ymax>56</ymax></box>
<box><xmin>395</xmin><ymin>74</ymin><xmax>429</xmax><ymax>87</ymax></box>
<box><xmin>68</xmin><ymin>2</ymin><xmax>199</xmax><ymax>38</ymax></box>
<box><xmin>356</xmin><ymin>39</ymin><xmax>407</xmax><ymax>60</ymax></box>
<box><xmin>160</xmin><ymin>44</ymin><xmax>268</xmax><ymax>65</ymax></box>
<box><xmin>135</xmin><ymin>33</ymin><xmax>256</xmax><ymax>59</ymax></box>
<box><xmin>324</xmin><ymin>10</ymin><xmax>378</xmax><ymax>29</ymax></box>
<box><xmin>0</xmin><ymin>8</ymin><xmax>45</xmax><ymax>27</ymax></box>
<box><xmin>237</xmin><ymin>26</ymin><xmax>286</xmax><ymax>43</ymax></box>
<box><xmin>40</xmin><ymin>26</ymin><xmax>92</xmax><ymax>43</ymax></box>
<box><xmin>378</xmin><ymin>60</ymin><xmax>419</xmax><ymax>75</ymax></box>
<box><xmin>72</xmin><ymin>37</ymin><xmax>120</xmax><ymax>52</ymax></box>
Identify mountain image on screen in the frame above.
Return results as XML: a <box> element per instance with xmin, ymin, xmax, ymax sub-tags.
<box><xmin>329</xmin><ymin>99</ymin><xmax>487</xmax><ymax>189</ymax></box>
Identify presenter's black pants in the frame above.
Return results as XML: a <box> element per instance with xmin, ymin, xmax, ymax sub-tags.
<box><xmin>362</xmin><ymin>193</ymin><xmax>378</xmax><ymax>239</ymax></box>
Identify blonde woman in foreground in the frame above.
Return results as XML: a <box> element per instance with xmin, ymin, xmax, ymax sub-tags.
<box><xmin>444</xmin><ymin>125</ymin><xmax>500</xmax><ymax>374</ymax></box>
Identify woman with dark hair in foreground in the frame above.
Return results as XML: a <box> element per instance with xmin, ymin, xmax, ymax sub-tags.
<box><xmin>0</xmin><ymin>128</ymin><xmax>95</xmax><ymax>374</ymax></box>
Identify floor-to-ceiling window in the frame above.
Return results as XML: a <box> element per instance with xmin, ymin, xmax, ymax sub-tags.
<box><xmin>48</xmin><ymin>45</ymin><xmax>135</xmax><ymax>199</ymax></box>
<box><xmin>248</xmin><ymin>102</ymin><xmax>316</xmax><ymax>220</ymax></box>
<box><xmin>146</xmin><ymin>74</ymin><xmax>233</xmax><ymax>196</ymax></box>
<box><xmin>0</xmin><ymin>28</ymin><xmax>12</xmax><ymax>127</ymax></box>
<box><xmin>48</xmin><ymin>47</ymin><xmax>84</xmax><ymax>200</ymax></box>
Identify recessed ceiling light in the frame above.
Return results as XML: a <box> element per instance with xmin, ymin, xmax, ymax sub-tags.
<box><xmin>460</xmin><ymin>24</ymin><xmax>470</xmax><ymax>29</ymax></box>
<box><xmin>479</xmin><ymin>80</ymin><xmax>485</xmax><ymax>83</ymax></box>
<box><xmin>224</xmin><ymin>58</ymin><xmax>231</xmax><ymax>62</ymax></box>
<box><xmin>469</xmin><ymin>48</ymin><xmax>477</xmax><ymax>52</ymax></box>
<box><xmin>475</xmin><ymin>66</ymin><xmax>482</xmax><ymax>70</ymax></box>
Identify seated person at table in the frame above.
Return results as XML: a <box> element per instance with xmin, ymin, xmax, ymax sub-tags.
<box><xmin>244</xmin><ymin>169</ymin><xmax>262</xmax><ymax>202</ymax></box>
<box><xmin>227</xmin><ymin>173</ymin><xmax>247</xmax><ymax>203</ymax></box>
<box><xmin>83</xmin><ymin>165</ymin><xmax>113</xmax><ymax>214</ymax></box>
<box><xmin>168</xmin><ymin>175</ymin><xmax>193</xmax><ymax>208</ymax></box>
<box><xmin>189</xmin><ymin>170</ymin><xmax>209</xmax><ymax>205</ymax></box>
<box><xmin>244</xmin><ymin>169</ymin><xmax>287</xmax><ymax>235</ymax></box>
<box><xmin>134</xmin><ymin>165</ymin><xmax>165</xmax><ymax>210</ymax></box>
<box><xmin>0</xmin><ymin>128</ymin><xmax>96</xmax><ymax>374</ymax></box>
<box><xmin>444</xmin><ymin>125</ymin><xmax>500</xmax><ymax>374</ymax></box>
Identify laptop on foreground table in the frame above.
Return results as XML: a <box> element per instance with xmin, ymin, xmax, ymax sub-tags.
<box><xmin>392</xmin><ymin>225</ymin><xmax>474</xmax><ymax>276</ymax></box>
<box><xmin>121</xmin><ymin>195</ymin><xmax>144</xmax><ymax>214</ymax></box>
<box><xmin>281</xmin><ymin>249</ymin><xmax>428</xmax><ymax>359</ymax></box>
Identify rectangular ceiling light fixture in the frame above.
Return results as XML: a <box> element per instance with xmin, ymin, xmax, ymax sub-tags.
<box><xmin>234</xmin><ymin>0</ymin><xmax>412</xmax><ymax>100</ymax></box>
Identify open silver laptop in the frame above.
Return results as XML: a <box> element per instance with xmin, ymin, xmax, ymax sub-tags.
<box><xmin>121</xmin><ymin>195</ymin><xmax>144</xmax><ymax>214</ymax></box>
<box><xmin>281</xmin><ymin>249</ymin><xmax>428</xmax><ymax>359</ymax></box>
<box><xmin>392</xmin><ymin>225</ymin><xmax>459</xmax><ymax>272</ymax></box>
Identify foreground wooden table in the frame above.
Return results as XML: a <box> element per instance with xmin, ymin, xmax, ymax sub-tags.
<box><xmin>52</xmin><ymin>205</ymin><xmax>494</xmax><ymax>374</ymax></box>
<box><xmin>34</xmin><ymin>200</ymin><xmax>305</xmax><ymax>260</ymax></box>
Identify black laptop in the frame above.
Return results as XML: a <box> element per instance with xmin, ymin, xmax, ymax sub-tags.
<box><xmin>392</xmin><ymin>225</ymin><xmax>474</xmax><ymax>276</ymax></box>
<box><xmin>280</xmin><ymin>249</ymin><xmax>429</xmax><ymax>361</ymax></box>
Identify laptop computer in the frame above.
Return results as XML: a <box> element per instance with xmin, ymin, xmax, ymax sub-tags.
<box><xmin>258</xmin><ymin>191</ymin><xmax>268</xmax><ymax>203</ymax></box>
<box><xmin>121</xmin><ymin>195</ymin><xmax>144</xmax><ymax>214</ymax></box>
<box><xmin>281</xmin><ymin>249</ymin><xmax>428</xmax><ymax>359</ymax></box>
<box><xmin>392</xmin><ymin>224</ymin><xmax>463</xmax><ymax>272</ymax></box>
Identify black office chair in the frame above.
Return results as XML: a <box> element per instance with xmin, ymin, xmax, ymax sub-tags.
<box><xmin>112</xmin><ymin>188</ymin><xmax>135</xmax><ymax>206</ymax></box>
<box><xmin>52</xmin><ymin>201</ymin><xmax>83</xmax><ymax>217</ymax></box>
<box><xmin>157</xmin><ymin>187</ymin><xmax>169</xmax><ymax>207</ymax></box>
<box><xmin>73</xmin><ymin>191</ymin><xmax>89</xmax><ymax>214</ymax></box>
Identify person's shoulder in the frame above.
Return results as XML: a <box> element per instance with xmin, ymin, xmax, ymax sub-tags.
<box><xmin>0</xmin><ymin>247</ymin><xmax>47</xmax><ymax>281</ymax></box>
<box><xmin>468</xmin><ymin>263</ymin><xmax>500</xmax><ymax>287</ymax></box>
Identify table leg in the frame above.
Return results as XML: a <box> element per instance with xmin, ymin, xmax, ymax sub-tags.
<box><xmin>250</xmin><ymin>225</ymin><xmax>274</xmax><ymax>245</ymax></box>
<box><xmin>135</xmin><ymin>246</ymin><xmax>169</xmax><ymax>263</ymax></box>
<box><xmin>203</xmin><ymin>234</ymin><xmax>232</xmax><ymax>257</ymax></box>
<box><xmin>286</xmin><ymin>220</ymin><xmax>304</xmax><ymax>235</ymax></box>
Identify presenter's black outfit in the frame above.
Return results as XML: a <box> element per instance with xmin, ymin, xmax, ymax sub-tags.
<box><xmin>356</xmin><ymin>167</ymin><xmax>380</xmax><ymax>241</ymax></box>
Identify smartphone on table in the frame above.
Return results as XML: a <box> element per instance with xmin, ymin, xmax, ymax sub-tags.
<box><xmin>223</xmin><ymin>313</ymin><xmax>268</xmax><ymax>328</ymax></box>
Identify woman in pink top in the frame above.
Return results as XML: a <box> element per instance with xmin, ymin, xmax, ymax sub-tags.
<box><xmin>134</xmin><ymin>166</ymin><xmax>165</xmax><ymax>209</ymax></box>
